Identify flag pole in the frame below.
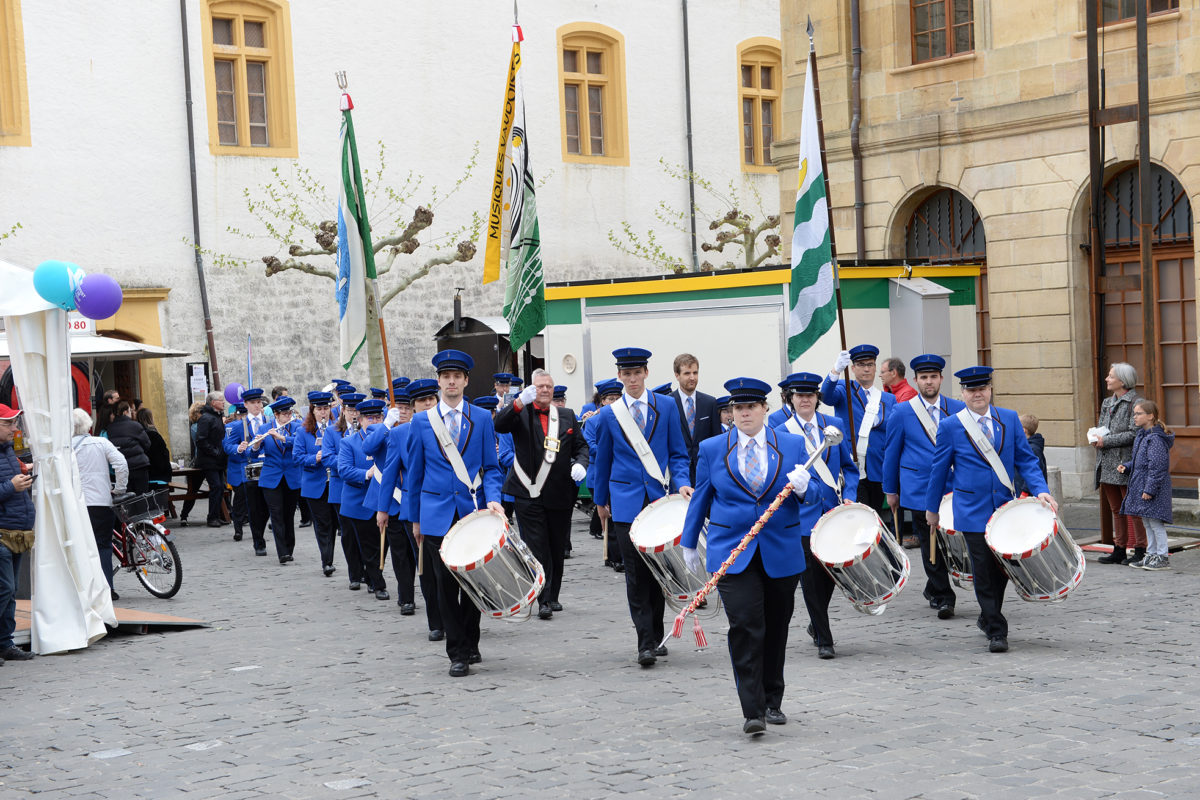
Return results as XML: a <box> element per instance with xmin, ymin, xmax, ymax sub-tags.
<box><xmin>807</xmin><ymin>18</ymin><xmax>857</xmax><ymax>460</ymax></box>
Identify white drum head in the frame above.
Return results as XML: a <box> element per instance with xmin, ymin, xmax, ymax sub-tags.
<box><xmin>938</xmin><ymin>492</ymin><xmax>955</xmax><ymax>532</ymax></box>
<box><xmin>811</xmin><ymin>503</ymin><xmax>882</xmax><ymax>564</ymax></box>
<box><xmin>630</xmin><ymin>494</ymin><xmax>689</xmax><ymax>550</ymax></box>
<box><xmin>441</xmin><ymin>511</ymin><xmax>505</xmax><ymax>569</ymax></box>
<box><xmin>986</xmin><ymin>498</ymin><xmax>1054</xmax><ymax>555</ymax></box>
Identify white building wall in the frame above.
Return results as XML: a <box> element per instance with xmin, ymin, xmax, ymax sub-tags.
<box><xmin>0</xmin><ymin>0</ymin><xmax>779</xmax><ymax>448</ymax></box>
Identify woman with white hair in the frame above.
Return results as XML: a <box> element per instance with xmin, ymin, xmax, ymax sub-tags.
<box><xmin>72</xmin><ymin>408</ymin><xmax>129</xmax><ymax>598</ymax></box>
<box><xmin>1094</xmin><ymin>362</ymin><xmax>1147</xmax><ymax>565</ymax></box>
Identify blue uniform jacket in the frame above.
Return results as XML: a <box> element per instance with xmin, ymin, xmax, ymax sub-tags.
<box><xmin>322</xmin><ymin>426</ymin><xmax>345</xmax><ymax>505</ymax></box>
<box><xmin>338</xmin><ymin>426</ymin><xmax>385</xmax><ymax>521</ymax></box>
<box><xmin>222</xmin><ymin>421</ymin><xmax>249</xmax><ymax>488</ymax></box>
<box><xmin>681</xmin><ymin>427</ymin><xmax>808</xmax><ymax>577</ymax></box>
<box><xmin>592</xmin><ymin>393</ymin><xmax>691</xmax><ymax>524</ymax></box>
<box><xmin>924</xmin><ymin>406</ymin><xmax>1050</xmax><ymax>532</ymax></box>
<box><xmin>882</xmin><ymin>395</ymin><xmax>965</xmax><ymax>510</ymax></box>
<box><xmin>497</xmin><ymin>430</ymin><xmax>515</xmax><ymax>503</ymax></box>
<box><xmin>819</xmin><ymin>376</ymin><xmax>895</xmax><ymax>482</ymax></box>
<box><xmin>292</xmin><ymin>423</ymin><xmax>333</xmax><ymax>499</ymax></box>
<box><xmin>776</xmin><ymin>413</ymin><xmax>860</xmax><ymax>532</ymax></box>
<box><xmin>767</xmin><ymin>406</ymin><xmax>793</xmax><ymax>429</ymax></box>
<box><xmin>404</xmin><ymin>404</ymin><xmax>504</xmax><ymax>537</ymax></box>
<box><xmin>362</xmin><ymin>423</ymin><xmax>398</xmax><ymax>516</ymax></box>
<box><xmin>257</xmin><ymin>418</ymin><xmax>300</xmax><ymax>490</ymax></box>
<box><xmin>582</xmin><ymin>411</ymin><xmax>603</xmax><ymax>490</ymax></box>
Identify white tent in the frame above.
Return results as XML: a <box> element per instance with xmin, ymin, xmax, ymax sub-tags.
<box><xmin>0</xmin><ymin>259</ymin><xmax>115</xmax><ymax>653</ymax></box>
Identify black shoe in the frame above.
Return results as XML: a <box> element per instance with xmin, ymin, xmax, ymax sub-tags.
<box><xmin>563</xmin><ymin>550</ymin><xmax>572</xmax><ymax>559</ymax></box>
<box><xmin>989</xmin><ymin>636</ymin><xmax>1009</xmax><ymax>653</ymax></box>
<box><xmin>282</xmin><ymin>555</ymin><xmax>294</xmax><ymax>563</ymax></box>
<box><xmin>468</xmin><ymin>652</ymin><xmax>481</xmax><ymax>664</ymax></box>
<box><xmin>654</xmin><ymin>645</ymin><xmax>668</xmax><ymax>657</ymax></box>
<box><xmin>806</xmin><ymin>623</ymin><xmax>816</xmax><ymax>645</ymax></box>
<box><xmin>537</xmin><ymin>605</ymin><xmax>553</xmax><ymax>620</ymax></box>
<box><xmin>428</xmin><ymin>629</ymin><xmax>445</xmax><ymax>642</ymax></box>
<box><xmin>323</xmin><ymin>565</ymin><xmax>335</xmax><ymax>577</ymax></box>
<box><xmin>548</xmin><ymin>601</ymin><xmax>563</xmax><ymax>612</ymax></box>
<box><xmin>977</xmin><ymin>615</ymin><xmax>986</xmax><ymax>634</ymax></box>
<box><xmin>612</xmin><ymin>562</ymin><xmax>625</xmax><ymax>573</ymax></box>
<box><xmin>279</xmin><ymin>558</ymin><xmax>291</xmax><ymax>565</ymax></box>
<box><xmin>0</xmin><ymin>646</ymin><xmax>33</xmax><ymax>661</ymax></box>
<box><xmin>207</xmin><ymin>520</ymin><xmax>222</xmax><ymax>528</ymax></box>
<box><xmin>399</xmin><ymin>602</ymin><xmax>416</xmax><ymax>615</ymax></box>
<box><xmin>299</xmin><ymin>520</ymin><xmax>312</xmax><ymax>528</ymax></box>
<box><xmin>375</xmin><ymin>589</ymin><xmax>390</xmax><ymax>601</ymax></box>
<box><xmin>1098</xmin><ymin>546</ymin><xmax>1127</xmax><ymax>564</ymax></box>
<box><xmin>254</xmin><ymin>548</ymin><xmax>267</xmax><ymax>556</ymax></box>
<box><xmin>349</xmin><ymin>581</ymin><xmax>361</xmax><ymax>591</ymax></box>
<box><xmin>765</xmin><ymin>708</ymin><xmax>787</xmax><ymax>725</ymax></box>
<box><xmin>449</xmin><ymin>661</ymin><xmax>469</xmax><ymax>677</ymax></box>
<box><xmin>637</xmin><ymin>649</ymin><xmax>657</xmax><ymax>667</ymax></box>
<box><xmin>937</xmin><ymin>604</ymin><xmax>955</xmax><ymax>620</ymax></box>
<box><xmin>743</xmin><ymin>717</ymin><xmax>766</xmax><ymax>735</ymax></box>
<box><xmin>1122</xmin><ymin>548</ymin><xmax>1145</xmax><ymax>566</ymax></box>
<box><xmin>818</xmin><ymin>645</ymin><xmax>836</xmax><ymax>660</ymax></box>
<box><xmin>178</xmin><ymin>519</ymin><xmax>189</xmax><ymax>527</ymax></box>
<box><xmin>110</xmin><ymin>590</ymin><xmax>119</xmax><ymax>602</ymax></box>
<box><xmin>233</xmin><ymin>532</ymin><xmax>243</xmax><ymax>541</ymax></box>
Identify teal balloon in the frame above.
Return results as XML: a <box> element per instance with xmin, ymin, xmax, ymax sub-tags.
<box><xmin>33</xmin><ymin>260</ymin><xmax>85</xmax><ymax>310</ymax></box>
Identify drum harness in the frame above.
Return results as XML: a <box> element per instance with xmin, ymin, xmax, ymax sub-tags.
<box><xmin>956</xmin><ymin>408</ymin><xmax>1014</xmax><ymax>493</ymax></box>
<box><xmin>511</xmin><ymin>403</ymin><xmax>560</xmax><ymax>499</ymax></box>
<box><xmin>854</xmin><ymin>385</ymin><xmax>883</xmax><ymax>463</ymax></box>
<box><xmin>428</xmin><ymin>406</ymin><xmax>483</xmax><ymax>506</ymax></box>
<box><xmin>610</xmin><ymin>397</ymin><xmax>670</xmax><ymax>494</ymax></box>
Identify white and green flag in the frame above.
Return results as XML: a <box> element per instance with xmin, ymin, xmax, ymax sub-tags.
<box><xmin>336</xmin><ymin>91</ymin><xmax>377</xmax><ymax>370</ymax></box>
<box><xmin>786</xmin><ymin>52</ymin><xmax>836</xmax><ymax>362</ymax></box>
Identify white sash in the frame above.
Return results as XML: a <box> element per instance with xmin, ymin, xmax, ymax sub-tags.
<box><xmin>783</xmin><ymin>415</ymin><xmax>803</xmax><ymax>436</ymax></box>
<box><xmin>909</xmin><ymin>396</ymin><xmax>939</xmax><ymax>443</ymax></box>
<box><xmin>427</xmin><ymin>407</ymin><xmax>483</xmax><ymax>497</ymax></box>
<box><xmin>801</xmin><ymin>425</ymin><xmax>842</xmax><ymax>496</ymax></box>
<box><xmin>956</xmin><ymin>408</ymin><xmax>1014</xmax><ymax>493</ymax></box>
<box><xmin>610</xmin><ymin>397</ymin><xmax>670</xmax><ymax>491</ymax></box>
<box><xmin>855</xmin><ymin>386</ymin><xmax>882</xmax><ymax>461</ymax></box>
<box><xmin>512</xmin><ymin>404</ymin><xmax>559</xmax><ymax>499</ymax></box>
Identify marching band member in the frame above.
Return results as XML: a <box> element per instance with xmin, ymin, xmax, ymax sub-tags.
<box><xmin>766</xmin><ymin>381</ymin><xmax>795</xmax><ymax>429</ymax></box>
<box><xmin>493</xmin><ymin>373</ymin><xmax>513</xmax><ymax>405</ymax></box>
<box><xmin>494</xmin><ymin>369</ymin><xmax>588</xmax><ymax>620</ymax></box>
<box><xmin>369</xmin><ymin>384</ymin><xmax>419</xmax><ymax>615</ymax></box>
<box><xmin>592</xmin><ymin>347</ymin><xmax>691</xmax><ymax>667</ymax></box>
<box><xmin>883</xmin><ymin>355</ymin><xmax>965</xmax><ymax>619</ymax></box>
<box><xmin>821</xmin><ymin>344</ymin><xmax>895</xmax><ymax>526</ymax></box>
<box><xmin>405</xmin><ymin>351</ymin><xmax>505</xmax><ymax>677</ymax></box>
<box><xmin>259</xmin><ymin>396</ymin><xmax>302</xmax><ymax>564</ymax></box>
<box><xmin>228</xmin><ymin>387</ymin><xmax>271</xmax><ymax>556</ymax></box>
<box><xmin>670</xmin><ymin>353</ymin><xmax>721</xmax><ymax>485</ymax></box>
<box><xmin>293</xmin><ymin>391</ymin><xmax>338</xmax><ymax>577</ymax></box>
<box><xmin>716</xmin><ymin>396</ymin><xmax>733</xmax><ymax>431</ymax></box>
<box><xmin>925</xmin><ymin>366</ymin><xmax>1056</xmax><ymax>654</ymax></box>
<box><xmin>404</xmin><ymin>378</ymin><xmax>445</xmax><ymax>639</ymax></box>
<box><xmin>681</xmin><ymin>377</ymin><xmax>812</xmax><ymax>735</ymax></box>
<box><xmin>328</xmin><ymin>392</ymin><xmax>367</xmax><ymax>590</ymax></box>
<box><xmin>338</xmin><ymin>398</ymin><xmax>390</xmax><ymax>601</ymax></box>
<box><xmin>583</xmin><ymin>379</ymin><xmax>622</xmax><ymax>565</ymax></box>
<box><xmin>222</xmin><ymin>403</ymin><xmax>249</xmax><ymax>542</ymax></box>
<box><xmin>552</xmin><ymin>385</ymin><xmax>569</xmax><ymax>410</ymax></box>
<box><xmin>775</xmin><ymin>372</ymin><xmax>858</xmax><ymax>659</ymax></box>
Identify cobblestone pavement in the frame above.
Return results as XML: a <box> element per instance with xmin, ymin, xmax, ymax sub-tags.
<box><xmin>3</xmin><ymin>503</ymin><xmax>1199</xmax><ymax>799</ymax></box>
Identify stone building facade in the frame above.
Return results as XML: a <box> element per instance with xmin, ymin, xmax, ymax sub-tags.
<box><xmin>776</xmin><ymin>0</ymin><xmax>1198</xmax><ymax>497</ymax></box>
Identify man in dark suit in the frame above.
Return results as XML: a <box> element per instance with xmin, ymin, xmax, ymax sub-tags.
<box><xmin>494</xmin><ymin>369</ymin><xmax>589</xmax><ymax>619</ymax></box>
<box><xmin>670</xmin><ymin>353</ymin><xmax>721</xmax><ymax>484</ymax></box>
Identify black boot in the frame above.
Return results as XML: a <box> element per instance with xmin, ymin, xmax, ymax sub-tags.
<box><xmin>1122</xmin><ymin>547</ymin><xmax>1145</xmax><ymax>566</ymax></box>
<box><xmin>1098</xmin><ymin>546</ymin><xmax>1126</xmax><ymax>564</ymax></box>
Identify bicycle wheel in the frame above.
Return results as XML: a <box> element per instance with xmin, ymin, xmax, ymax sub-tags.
<box><xmin>128</xmin><ymin>520</ymin><xmax>183</xmax><ymax>599</ymax></box>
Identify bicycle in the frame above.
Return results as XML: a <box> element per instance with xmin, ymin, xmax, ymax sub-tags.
<box><xmin>112</xmin><ymin>488</ymin><xmax>183</xmax><ymax>599</ymax></box>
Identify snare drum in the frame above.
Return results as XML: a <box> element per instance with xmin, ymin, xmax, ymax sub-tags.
<box><xmin>935</xmin><ymin>492</ymin><xmax>973</xmax><ymax>588</ymax></box>
<box><xmin>440</xmin><ymin>510</ymin><xmax>545</xmax><ymax>619</ymax></box>
<box><xmin>628</xmin><ymin>494</ymin><xmax>720</xmax><ymax>617</ymax></box>
<box><xmin>985</xmin><ymin>497</ymin><xmax>1085</xmax><ymax>602</ymax></box>
<box><xmin>244</xmin><ymin>461</ymin><xmax>263</xmax><ymax>482</ymax></box>
<box><xmin>810</xmin><ymin>502</ymin><xmax>910</xmax><ymax>615</ymax></box>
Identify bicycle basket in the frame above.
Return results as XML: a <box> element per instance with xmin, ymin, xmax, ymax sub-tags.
<box><xmin>114</xmin><ymin>489</ymin><xmax>170</xmax><ymax>526</ymax></box>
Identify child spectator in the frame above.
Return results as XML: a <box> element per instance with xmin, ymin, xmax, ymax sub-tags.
<box><xmin>1013</xmin><ymin>414</ymin><xmax>1048</xmax><ymax>497</ymax></box>
<box><xmin>1118</xmin><ymin>400</ymin><xmax>1174</xmax><ymax>570</ymax></box>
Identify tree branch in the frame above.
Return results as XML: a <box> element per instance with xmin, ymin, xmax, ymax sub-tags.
<box><xmin>263</xmin><ymin>255</ymin><xmax>337</xmax><ymax>281</ymax></box>
<box><xmin>379</xmin><ymin>240</ymin><xmax>477</xmax><ymax>308</ymax></box>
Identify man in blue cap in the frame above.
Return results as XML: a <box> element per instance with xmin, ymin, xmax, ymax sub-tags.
<box><xmin>493</xmin><ymin>373</ymin><xmax>513</xmax><ymax>405</ymax></box>
<box><xmin>592</xmin><ymin>347</ymin><xmax>691</xmax><ymax>666</ymax></box>
<box><xmin>327</xmin><ymin>392</ymin><xmax>367</xmax><ymax>591</ymax></box>
<box><xmin>821</xmin><ymin>344</ymin><xmax>896</xmax><ymax>527</ymax></box>
<box><xmin>222</xmin><ymin>403</ymin><xmax>250</xmax><ymax>542</ymax></box>
<box><xmin>293</xmin><ymin>391</ymin><xmax>338</xmax><ymax>577</ymax></box>
<box><xmin>338</xmin><ymin>398</ymin><xmax>391</xmax><ymax>600</ymax></box>
<box><xmin>883</xmin><ymin>355</ymin><xmax>965</xmax><ymax>619</ymax></box>
<box><xmin>771</xmin><ymin>372</ymin><xmax>859</xmax><ymax>659</ymax></box>
<box><xmin>552</xmin><ymin>385</ymin><xmax>569</xmax><ymax>410</ymax></box>
<box><xmin>406</xmin><ymin>350</ymin><xmax>505</xmax><ymax>676</ymax></box>
<box><xmin>925</xmin><ymin>366</ymin><xmax>1056</xmax><ymax>653</ymax></box>
<box><xmin>670</xmin><ymin>353</ymin><xmax>721</xmax><ymax>485</ymax></box>
<box><xmin>260</xmin><ymin>396</ymin><xmax>301</xmax><ymax>564</ymax></box>
<box><xmin>226</xmin><ymin>388</ymin><xmax>271</xmax><ymax>556</ymax></box>
<box><xmin>367</xmin><ymin>384</ymin><xmax>420</xmax><ymax>615</ymax></box>
<box><xmin>716</xmin><ymin>396</ymin><xmax>732</xmax><ymax>431</ymax></box>
<box><xmin>582</xmin><ymin>379</ymin><xmax>623</xmax><ymax>565</ymax></box>
<box><xmin>401</xmin><ymin>378</ymin><xmax>445</xmax><ymax>637</ymax></box>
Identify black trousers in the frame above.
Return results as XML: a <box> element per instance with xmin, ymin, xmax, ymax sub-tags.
<box><xmin>245</xmin><ymin>480</ymin><xmax>269</xmax><ymax>550</ymax></box>
<box><xmin>202</xmin><ymin>468</ymin><xmax>224</xmax><ymax>523</ymax></box>
<box><xmin>598</xmin><ymin>508</ymin><xmax>621</xmax><ymax>563</ymax></box>
<box><xmin>964</xmin><ymin>531</ymin><xmax>1008</xmax><ymax>638</ymax></box>
<box><xmin>384</xmin><ymin>516</ymin><xmax>416</xmax><ymax>605</ymax></box>
<box><xmin>87</xmin><ymin>505</ymin><xmax>115</xmax><ymax>590</ymax></box>
<box><xmin>905</xmin><ymin>506</ymin><xmax>956</xmax><ymax>608</ymax></box>
<box><xmin>339</xmin><ymin>511</ymin><xmax>365</xmax><ymax>583</ymax></box>
<box><xmin>417</xmin><ymin>535</ymin><xmax>443</xmax><ymax>631</ymax></box>
<box><xmin>350</xmin><ymin>517</ymin><xmax>386</xmax><ymax>592</ymax></box>
<box><xmin>305</xmin><ymin>487</ymin><xmax>336</xmax><ymax>569</ymax></box>
<box><xmin>717</xmin><ymin>549</ymin><xmax>801</xmax><ymax>720</ymax></box>
<box><xmin>614</xmin><ymin>512</ymin><xmax>666</xmax><ymax>653</ymax></box>
<box><xmin>261</xmin><ymin>484</ymin><xmax>297</xmax><ymax>560</ymax></box>
<box><xmin>800</xmin><ymin>535</ymin><xmax>835</xmax><ymax>647</ymax></box>
<box><xmin>127</xmin><ymin>468</ymin><xmax>149</xmax><ymax>496</ymax></box>
<box><xmin>514</xmin><ymin>499</ymin><xmax>572</xmax><ymax>606</ymax></box>
<box><xmin>298</xmin><ymin>496</ymin><xmax>311</xmax><ymax>524</ymax></box>
<box><xmin>230</xmin><ymin>483</ymin><xmax>248</xmax><ymax>534</ymax></box>
<box><xmin>179</xmin><ymin>470</ymin><xmax>204</xmax><ymax>520</ymax></box>
<box><xmin>425</xmin><ymin>530</ymin><xmax>481</xmax><ymax>663</ymax></box>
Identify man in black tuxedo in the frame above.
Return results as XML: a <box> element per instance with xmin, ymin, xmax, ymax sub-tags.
<box><xmin>493</xmin><ymin>368</ymin><xmax>589</xmax><ymax>620</ymax></box>
<box><xmin>670</xmin><ymin>353</ymin><xmax>721</xmax><ymax>484</ymax></box>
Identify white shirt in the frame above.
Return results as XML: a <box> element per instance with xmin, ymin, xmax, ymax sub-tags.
<box><xmin>794</xmin><ymin>413</ymin><xmax>822</xmax><ymax>446</ymax></box>
<box><xmin>969</xmin><ymin>406</ymin><xmax>997</xmax><ymax>440</ymax></box>
<box><xmin>623</xmin><ymin>391</ymin><xmax>648</xmax><ymax>421</ymax></box>
<box><xmin>438</xmin><ymin>398</ymin><xmax>467</xmax><ymax>435</ymax></box>
<box><xmin>72</xmin><ymin>434</ymin><xmax>129</xmax><ymax>506</ymax></box>
<box><xmin>736</xmin><ymin>427</ymin><xmax>768</xmax><ymax>479</ymax></box>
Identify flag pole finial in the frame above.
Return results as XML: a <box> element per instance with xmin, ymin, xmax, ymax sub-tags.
<box><xmin>513</xmin><ymin>0</ymin><xmax>518</xmax><ymax>24</ymax></box>
<box><xmin>806</xmin><ymin>17</ymin><xmax>814</xmax><ymax>50</ymax></box>
<box><xmin>335</xmin><ymin>70</ymin><xmax>348</xmax><ymax>90</ymax></box>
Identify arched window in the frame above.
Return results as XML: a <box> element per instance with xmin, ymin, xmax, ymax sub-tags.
<box><xmin>557</xmin><ymin>23</ymin><xmax>628</xmax><ymax>165</ymax></box>
<box><xmin>905</xmin><ymin>188</ymin><xmax>989</xmax><ymax>364</ymax></box>
<box><xmin>201</xmin><ymin>0</ymin><xmax>297</xmax><ymax>157</ymax></box>
<box><xmin>737</xmin><ymin>38</ymin><xmax>781</xmax><ymax>172</ymax></box>
<box><xmin>0</xmin><ymin>0</ymin><xmax>30</xmax><ymax>146</ymax></box>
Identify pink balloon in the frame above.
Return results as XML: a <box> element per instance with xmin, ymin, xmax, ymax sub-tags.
<box><xmin>74</xmin><ymin>273</ymin><xmax>123</xmax><ymax>320</ymax></box>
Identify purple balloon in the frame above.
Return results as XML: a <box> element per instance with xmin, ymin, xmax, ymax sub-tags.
<box><xmin>74</xmin><ymin>273</ymin><xmax>123</xmax><ymax>320</ymax></box>
<box><xmin>223</xmin><ymin>383</ymin><xmax>245</xmax><ymax>405</ymax></box>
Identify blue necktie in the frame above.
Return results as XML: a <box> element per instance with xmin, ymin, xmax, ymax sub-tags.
<box><xmin>982</xmin><ymin>416</ymin><xmax>995</xmax><ymax>447</ymax></box>
<box><xmin>632</xmin><ymin>400</ymin><xmax>646</xmax><ymax>434</ymax></box>
<box><xmin>745</xmin><ymin>439</ymin><xmax>765</xmax><ymax>493</ymax></box>
<box><xmin>685</xmin><ymin>396</ymin><xmax>695</xmax><ymax>436</ymax></box>
<box><xmin>803</xmin><ymin>421</ymin><xmax>817</xmax><ymax>448</ymax></box>
<box><xmin>448</xmin><ymin>410</ymin><xmax>461</xmax><ymax>448</ymax></box>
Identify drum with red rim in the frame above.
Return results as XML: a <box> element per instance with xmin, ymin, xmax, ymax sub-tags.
<box><xmin>810</xmin><ymin>502</ymin><xmax>910</xmax><ymax>615</ymax></box>
<box><xmin>936</xmin><ymin>492</ymin><xmax>973</xmax><ymax>588</ymax></box>
<box><xmin>440</xmin><ymin>510</ymin><xmax>545</xmax><ymax>619</ymax></box>
<box><xmin>985</xmin><ymin>498</ymin><xmax>1085</xmax><ymax>602</ymax></box>
<box><xmin>629</xmin><ymin>494</ymin><xmax>720</xmax><ymax>617</ymax></box>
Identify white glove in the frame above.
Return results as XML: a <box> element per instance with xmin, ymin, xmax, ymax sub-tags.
<box><xmin>518</xmin><ymin>385</ymin><xmax>537</xmax><ymax>406</ymax></box>
<box><xmin>570</xmin><ymin>463</ymin><xmax>587</xmax><ymax>482</ymax></box>
<box><xmin>682</xmin><ymin>546</ymin><xmax>701</xmax><ymax>574</ymax></box>
<box><xmin>787</xmin><ymin>464</ymin><xmax>811</xmax><ymax>495</ymax></box>
<box><xmin>384</xmin><ymin>407</ymin><xmax>402</xmax><ymax>428</ymax></box>
<box><xmin>832</xmin><ymin>350</ymin><xmax>852</xmax><ymax>374</ymax></box>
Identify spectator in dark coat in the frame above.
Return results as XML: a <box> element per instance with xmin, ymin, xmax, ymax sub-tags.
<box><xmin>136</xmin><ymin>408</ymin><xmax>172</xmax><ymax>487</ymax></box>
<box><xmin>191</xmin><ymin>392</ymin><xmax>228</xmax><ymax>528</ymax></box>
<box><xmin>105</xmin><ymin>401</ymin><xmax>152</xmax><ymax>494</ymax></box>
<box><xmin>1119</xmin><ymin>400</ymin><xmax>1174</xmax><ymax>571</ymax></box>
<box><xmin>0</xmin><ymin>403</ymin><xmax>35</xmax><ymax>662</ymax></box>
<box><xmin>96</xmin><ymin>389</ymin><xmax>120</xmax><ymax>435</ymax></box>
<box><xmin>1013</xmin><ymin>414</ymin><xmax>1048</xmax><ymax>498</ymax></box>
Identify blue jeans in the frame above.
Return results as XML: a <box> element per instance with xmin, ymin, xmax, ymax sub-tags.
<box><xmin>0</xmin><ymin>544</ymin><xmax>21</xmax><ymax>650</ymax></box>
